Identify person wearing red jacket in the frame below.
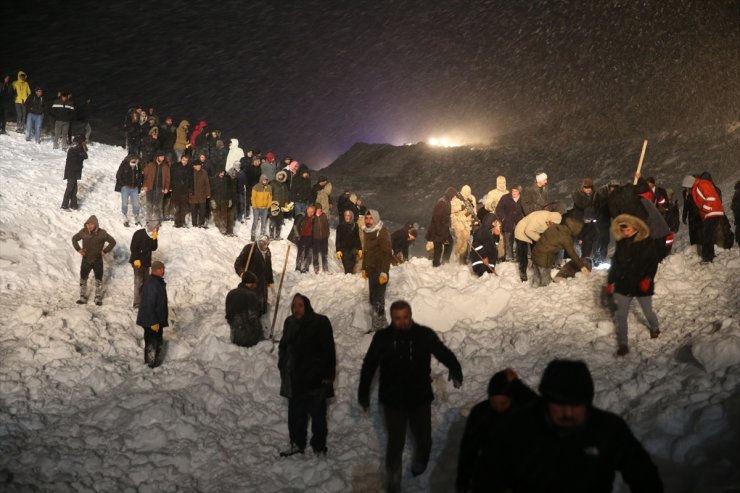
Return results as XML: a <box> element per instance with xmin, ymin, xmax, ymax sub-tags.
<box><xmin>692</xmin><ymin>172</ymin><xmax>725</xmax><ymax>262</ymax></box>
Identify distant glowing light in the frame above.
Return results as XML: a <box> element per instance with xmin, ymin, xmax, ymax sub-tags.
<box><xmin>428</xmin><ymin>136</ymin><xmax>462</xmax><ymax>147</ymax></box>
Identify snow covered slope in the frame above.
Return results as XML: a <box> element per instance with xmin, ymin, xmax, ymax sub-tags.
<box><xmin>0</xmin><ymin>133</ymin><xmax>739</xmax><ymax>492</ymax></box>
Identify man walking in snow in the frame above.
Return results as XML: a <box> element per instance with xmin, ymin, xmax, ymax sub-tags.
<box><xmin>278</xmin><ymin>293</ymin><xmax>336</xmax><ymax>457</ymax></box>
<box><xmin>136</xmin><ymin>261</ymin><xmax>169</xmax><ymax>368</ymax></box>
<box><xmin>129</xmin><ymin>222</ymin><xmax>159</xmax><ymax>309</ymax></box>
<box><xmin>358</xmin><ymin>300</ymin><xmax>463</xmax><ymax>492</ymax></box>
<box><xmin>71</xmin><ymin>215</ymin><xmax>116</xmax><ymax>305</ymax></box>
<box><xmin>362</xmin><ymin>209</ymin><xmax>393</xmax><ymax>331</ymax></box>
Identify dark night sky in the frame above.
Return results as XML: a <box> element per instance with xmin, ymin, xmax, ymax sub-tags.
<box><xmin>2</xmin><ymin>0</ymin><xmax>738</xmax><ymax>166</ymax></box>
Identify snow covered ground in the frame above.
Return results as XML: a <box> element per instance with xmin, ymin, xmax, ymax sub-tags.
<box><xmin>0</xmin><ymin>131</ymin><xmax>739</xmax><ymax>492</ymax></box>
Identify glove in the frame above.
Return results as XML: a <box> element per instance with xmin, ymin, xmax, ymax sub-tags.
<box><xmin>151</xmin><ymin>324</ymin><xmax>160</xmax><ymax>332</ymax></box>
<box><xmin>210</xmin><ymin>199</ymin><xmax>217</xmax><ymax>210</ymax></box>
<box><xmin>133</xmin><ymin>260</ymin><xmax>142</xmax><ymax>268</ymax></box>
<box><xmin>361</xmin><ymin>270</ymin><xmax>368</xmax><ymax>280</ymax></box>
<box><xmin>449</xmin><ymin>370</ymin><xmax>463</xmax><ymax>389</ymax></box>
<box><xmin>639</xmin><ymin>277</ymin><xmax>651</xmax><ymax>293</ymax></box>
<box><xmin>580</xmin><ymin>266</ymin><xmax>589</xmax><ymax>275</ymax></box>
<box><xmin>268</xmin><ymin>283</ymin><xmax>273</xmax><ymax>289</ymax></box>
<box><xmin>336</xmin><ymin>251</ymin><xmax>343</xmax><ymax>260</ymax></box>
<box><xmin>357</xmin><ymin>249</ymin><xmax>363</xmax><ymax>258</ymax></box>
<box><xmin>604</xmin><ymin>283</ymin><xmax>614</xmax><ymax>296</ymax></box>
<box><xmin>228</xmin><ymin>200</ymin><xmax>232</xmax><ymax>208</ymax></box>
<box><xmin>378</xmin><ymin>273</ymin><xmax>388</xmax><ymax>285</ymax></box>
<box><xmin>151</xmin><ymin>231</ymin><xmax>158</xmax><ymax>240</ymax></box>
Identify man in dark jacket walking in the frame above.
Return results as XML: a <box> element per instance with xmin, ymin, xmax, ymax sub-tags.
<box><xmin>426</xmin><ymin>187</ymin><xmax>456</xmax><ymax>267</ymax></box>
<box><xmin>278</xmin><ymin>294</ymin><xmax>336</xmax><ymax>457</ymax></box>
<box><xmin>136</xmin><ymin>261</ymin><xmax>169</xmax><ymax>368</ymax></box>
<box><xmin>129</xmin><ymin>222</ymin><xmax>159</xmax><ymax>308</ymax></box>
<box><xmin>61</xmin><ymin>135</ymin><xmax>88</xmax><ymax>210</ymax></box>
<box><xmin>71</xmin><ymin>215</ymin><xmax>116</xmax><ymax>305</ymax></box>
<box><xmin>358</xmin><ymin>300</ymin><xmax>463</xmax><ymax>492</ymax></box>
<box><xmin>492</xmin><ymin>359</ymin><xmax>663</xmax><ymax>492</ymax></box>
<box><xmin>225</xmin><ymin>272</ymin><xmax>263</xmax><ymax>347</ymax></box>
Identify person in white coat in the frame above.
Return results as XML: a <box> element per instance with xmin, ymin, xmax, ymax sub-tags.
<box><xmin>225</xmin><ymin>138</ymin><xmax>245</xmax><ymax>172</ymax></box>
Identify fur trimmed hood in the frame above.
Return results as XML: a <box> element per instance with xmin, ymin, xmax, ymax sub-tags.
<box><xmin>611</xmin><ymin>214</ymin><xmax>650</xmax><ymax>241</ymax></box>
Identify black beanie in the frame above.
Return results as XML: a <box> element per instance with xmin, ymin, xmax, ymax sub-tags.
<box><xmin>538</xmin><ymin>359</ymin><xmax>594</xmax><ymax>405</ymax></box>
<box><xmin>487</xmin><ymin>371</ymin><xmax>511</xmax><ymax>397</ymax></box>
<box><xmin>634</xmin><ymin>178</ymin><xmax>650</xmax><ymax>195</ymax></box>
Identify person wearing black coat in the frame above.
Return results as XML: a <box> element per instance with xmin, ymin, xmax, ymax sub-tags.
<box><xmin>170</xmin><ymin>155</ymin><xmax>194</xmax><ymax>227</ymax></box>
<box><xmin>681</xmin><ymin>175</ymin><xmax>702</xmax><ymax>251</ymax></box>
<box><xmin>492</xmin><ymin>359</ymin><xmax>663</xmax><ymax>493</ymax></box>
<box><xmin>290</xmin><ymin>166</ymin><xmax>313</xmax><ymax>217</ymax></box>
<box><xmin>61</xmin><ymin>136</ymin><xmax>88</xmax><ymax>210</ymax></box>
<box><xmin>607</xmin><ymin>214</ymin><xmax>660</xmax><ymax>356</ymax></box>
<box><xmin>495</xmin><ymin>188</ymin><xmax>524</xmax><ymax>261</ymax></box>
<box><xmin>129</xmin><ymin>223</ymin><xmax>159</xmax><ymax>308</ymax></box>
<box><xmin>391</xmin><ymin>224</ymin><xmax>418</xmax><ymax>263</ymax></box>
<box><xmin>336</xmin><ymin>209</ymin><xmax>363</xmax><ymax>273</ymax></box>
<box><xmin>225</xmin><ymin>272</ymin><xmax>264</xmax><ymax>347</ymax></box>
<box><xmin>0</xmin><ymin>74</ymin><xmax>12</xmax><ymax>134</ymax></box>
<box><xmin>136</xmin><ymin>261</ymin><xmax>168</xmax><ymax>368</ymax></box>
<box><xmin>607</xmin><ymin>180</ymin><xmax>649</xmax><ymax>221</ymax></box>
<box><xmin>115</xmin><ymin>154</ymin><xmax>143</xmax><ymax>226</ymax></box>
<box><xmin>572</xmin><ymin>179</ymin><xmax>597</xmax><ymax>258</ymax></box>
<box><xmin>234</xmin><ymin>237</ymin><xmax>274</xmax><ymax>314</ymax></box>
<box><xmin>593</xmin><ymin>181</ymin><xmax>619</xmax><ymax>264</ymax></box>
<box><xmin>456</xmin><ymin>369</ymin><xmax>538</xmax><ymax>493</ymax></box>
<box><xmin>24</xmin><ymin>87</ymin><xmax>46</xmax><ymax>144</ymax></box>
<box><xmin>358</xmin><ymin>300</ymin><xmax>463</xmax><ymax>492</ymax></box>
<box><xmin>426</xmin><ymin>187</ymin><xmax>456</xmax><ymax>266</ymax></box>
<box><xmin>158</xmin><ymin>117</ymin><xmax>177</xmax><ymax>157</ymax></box>
<box><xmin>210</xmin><ymin>169</ymin><xmax>236</xmax><ymax>235</ymax></box>
<box><xmin>278</xmin><ymin>293</ymin><xmax>336</xmax><ymax>457</ymax></box>
<box><xmin>469</xmin><ymin>213</ymin><xmax>501</xmax><ymax>277</ymax></box>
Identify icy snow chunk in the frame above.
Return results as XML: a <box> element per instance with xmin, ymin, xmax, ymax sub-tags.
<box><xmin>14</xmin><ymin>306</ymin><xmax>43</xmax><ymax>324</ymax></box>
<box><xmin>691</xmin><ymin>334</ymin><xmax>740</xmax><ymax>372</ymax></box>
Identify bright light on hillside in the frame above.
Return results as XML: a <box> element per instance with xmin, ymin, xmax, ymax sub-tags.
<box><xmin>428</xmin><ymin>137</ymin><xmax>463</xmax><ymax>147</ymax></box>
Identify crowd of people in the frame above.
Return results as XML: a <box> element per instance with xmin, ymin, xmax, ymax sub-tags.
<box><xmin>4</xmin><ymin>68</ymin><xmax>738</xmax><ymax>491</ymax></box>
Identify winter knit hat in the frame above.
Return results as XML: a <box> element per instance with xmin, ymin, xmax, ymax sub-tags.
<box><xmin>496</xmin><ymin>176</ymin><xmax>507</xmax><ymax>191</ymax></box>
<box><xmin>240</xmin><ymin>271</ymin><xmax>258</xmax><ymax>286</ymax></box>
<box><xmin>538</xmin><ymin>359</ymin><xmax>594</xmax><ymax>405</ymax></box>
<box><xmin>682</xmin><ymin>175</ymin><xmax>696</xmax><ymax>188</ymax></box>
<box><xmin>634</xmin><ymin>178</ymin><xmax>650</xmax><ymax>195</ymax></box>
<box><xmin>151</xmin><ymin>260</ymin><xmax>165</xmax><ymax>271</ymax></box>
<box><xmin>536</xmin><ymin>172</ymin><xmax>548</xmax><ymax>183</ymax></box>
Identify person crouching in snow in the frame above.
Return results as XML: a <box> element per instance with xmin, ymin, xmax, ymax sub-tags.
<box><xmin>469</xmin><ymin>213</ymin><xmax>501</xmax><ymax>277</ymax></box>
<box><xmin>530</xmin><ymin>215</ymin><xmax>588</xmax><ymax>288</ymax></box>
<box><xmin>71</xmin><ymin>215</ymin><xmax>116</xmax><ymax>305</ymax></box>
<box><xmin>129</xmin><ymin>221</ymin><xmax>159</xmax><ymax>308</ymax></box>
<box><xmin>606</xmin><ymin>214</ymin><xmax>660</xmax><ymax>357</ymax></box>
<box><xmin>136</xmin><ymin>261</ymin><xmax>169</xmax><ymax>368</ymax></box>
<box><xmin>225</xmin><ymin>272</ymin><xmax>264</xmax><ymax>347</ymax></box>
<box><xmin>278</xmin><ymin>293</ymin><xmax>336</xmax><ymax>457</ymax></box>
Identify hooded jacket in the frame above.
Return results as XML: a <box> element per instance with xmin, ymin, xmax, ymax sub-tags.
<box><xmin>514</xmin><ymin>211</ymin><xmax>562</xmax><ymax>243</ymax></box>
<box><xmin>531</xmin><ymin>217</ymin><xmax>585</xmax><ymax>269</ymax></box>
<box><xmin>608</xmin><ymin>214</ymin><xmax>658</xmax><ymax>297</ymax></box>
<box><xmin>251</xmin><ymin>176</ymin><xmax>273</xmax><ymax>208</ymax></box>
<box><xmin>174</xmin><ymin>120</ymin><xmax>190</xmax><ymax>151</ymax></box>
<box><xmin>692</xmin><ymin>174</ymin><xmax>724</xmax><ymax>219</ymax></box>
<box><xmin>278</xmin><ymin>294</ymin><xmax>336</xmax><ymax>399</ymax></box>
<box><xmin>225</xmin><ymin>139</ymin><xmax>245</xmax><ymax>171</ymax></box>
<box><xmin>451</xmin><ymin>185</ymin><xmax>477</xmax><ymax>230</ymax></box>
<box><xmin>71</xmin><ymin>215</ymin><xmax>116</xmax><ymax>262</ymax></box>
<box><xmin>12</xmin><ymin>71</ymin><xmax>30</xmax><ymax>104</ymax></box>
<box><xmin>362</xmin><ymin>209</ymin><xmax>392</xmax><ymax>275</ymax></box>
<box><xmin>190</xmin><ymin>121</ymin><xmax>207</xmax><ymax>148</ymax></box>
<box><xmin>114</xmin><ymin>155</ymin><xmax>143</xmax><ymax>191</ymax></box>
<box><xmin>314</xmin><ymin>180</ymin><xmax>333</xmax><ymax>214</ymax></box>
<box><xmin>484</xmin><ymin>176</ymin><xmax>508</xmax><ymax>211</ymax></box>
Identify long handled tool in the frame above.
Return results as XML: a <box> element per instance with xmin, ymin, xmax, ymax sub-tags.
<box><xmin>242</xmin><ymin>241</ymin><xmax>256</xmax><ymax>277</ymax></box>
<box><xmin>468</xmin><ymin>238</ymin><xmax>498</xmax><ymax>275</ymax></box>
<box><xmin>633</xmin><ymin>140</ymin><xmax>648</xmax><ymax>185</ymax></box>
<box><xmin>269</xmin><ymin>244</ymin><xmax>291</xmax><ymax>342</ymax></box>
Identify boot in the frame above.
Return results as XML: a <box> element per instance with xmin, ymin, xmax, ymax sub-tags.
<box><xmin>134</xmin><ymin>215</ymin><xmax>141</xmax><ymax>226</ymax></box>
<box><xmin>616</xmin><ymin>345</ymin><xmax>629</xmax><ymax>357</ymax></box>
<box><xmin>279</xmin><ymin>443</ymin><xmax>305</xmax><ymax>457</ymax></box>
<box><xmin>94</xmin><ymin>280</ymin><xmax>104</xmax><ymax>306</ymax></box>
<box><xmin>77</xmin><ymin>279</ymin><xmax>88</xmax><ymax>304</ymax></box>
<box><xmin>122</xmin><ymin>214</ymin><xmax>130</xmax><ymax>227</ymax></box>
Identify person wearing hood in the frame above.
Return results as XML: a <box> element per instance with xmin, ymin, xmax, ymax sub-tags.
<box><xmin>173</xmin><ymin>120</ymin><xmax>190</xmax><ymax>160</ymax></box>
<box><xmin>451</xmin><ymin>185</ymin><xmax>478</xmax><ymax>265</ymax></box>
<box><xmin>269</xmin><ymin>170</ymin><xmax>290</xmax><ymax>240</ymax></box>
<box><xmin>469</xmin><ymin>213</ymin><xmax>501</xmax><ymax>277</ymax></box>
<box><xmin>136</xmin><ymin>261</ymin><xmax>168</xmax><ymax>368</ymax></box>
<box><xmin>71</xmin><ymin>215</ymin><xmax>117</xmax><ymax>305</ymax></box>
<box><xmin>456</xmin><ymin>369</ymin><xmax>538</xmax><ymax>492</ymax></box>
<box><xmin>261</xmin><ymin>151</ymin><xmax>278</xmax><ymax>181</ymax></box>
<box><xmin>170</xmin><ymin>154</ymin><xmax>194</xmax><ymax>228</ymax></box>
<box><xmin>513</xmin><ymin>210</ymin><xmax>562</xmax><ymax>283</ymax></box>
<box><xmin>210</xmin><ymin>168</ymin><xmax>236</xmax><ymax>236</ymax></box>
<box><xmin>115</xmin><ymin>154</ymin><xmax>143</xmax><ymax>226</ymax></box>
<box><xmin>189</xmin><ymin>120</ymin><xmax>208</xmax><ymax>150</ymax></box>
<box><xmin>24</xmin><ymin>86</ymin><xmax>45</xmax><ymax>144</ymax></box>
<box><xmin>531</xmin><ymin>215</ymin><xmax>588</xmax><ymax>287</ymax></box>
<box><xmin>492</xmin><ymin>360</ymin><xmax>663</xmax><ymax>491</ymax></box>
<box><xmin>358</xmin><ymin>300</ymin><xmax>463</xmax><ymax>492</ymax></box>
<box><xmin>606</xmin><ymin>214</ymin><xmax>660</xmax><ymax>356</ymax></box>
<box><xmin>495</xmin><ymin>185</ymin><xmax>525</xmax><ymax>262</ymax></box>
<box><xmin>278</xmin><ymin>293</ymin><xmax>336</xmax><ymax>457</ymax></box>
<box><xmin>362</xmin><ymin>209</ymin><xmax>393</xmax><ymax>331</ymax></box>
<box><xmin>234</xmin><ymin>235</ymin><xmax>274</xmax><ymax>314</ymax></box>
<box><xmin>313</xmin><ymin>176</ymin><xmax>333</xmax><ymax>219</ymax></box>
<box><xmin>61</xmin><ymin>135</ymin><xmax>88</xmax><ymax>210</ymax></box>
<box><xmin>141</xmin><ymin>125</ymin><xmax>161</xmax><ymax>164</ymax></box>
<box><xmin>129</xmin><ymin>221</ymin><xmax>159</xmax><ymax>308</ymax></box>
<box><xmin>484</xmin><ymin>176</ymin><xmax>509</xmax><ymax>213</ymax></box>
<box><xmin>251</xmin><ymin>174</ymin><xmax>272</xmax><ymax>241</ymax></box>
<box><xmin>225</xmin><ymin>138</ymin><xmax>245</xmax><ymax>174</ymax></box>
<box><xmin>142</xmin><ymin>151</ymin><xmax>171</xmax><ymax>224</ymax></box>
<box><xmin>336</xmin><ymin>209</ymin><xmax>363</xmax><ymax>274</ymax></box>
<box><xmin>225</xmin><ymin>271</ymin><xmax>264</xmax><ymax>347</ymax></box>
<box><xmin>12</xmin><ymin>71</ymin><xmax>31</xmax><ymax>132</ymax></box>
<box><xmin>427</xmin><ymin>187</ymin><xmax>456</xmax><ymax>267</ymax></box>
<box><xmin>692</xmin><ymin>172</ymin><xmax>725</xmax><ymax>263</ymax></box>
<box><xmin>290</xmin><ymin>165</ymin><xmax>313</xmax><ymax>217</ymax></box>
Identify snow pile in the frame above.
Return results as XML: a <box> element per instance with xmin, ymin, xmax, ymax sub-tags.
<box><xmin>0</xmin><ymin>132</ymin><xmax>739</xmax><ymax>492</ymax></box>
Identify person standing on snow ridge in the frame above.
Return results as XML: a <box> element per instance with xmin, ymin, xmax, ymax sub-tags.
<box><xmin>61</xmin><ymin>135</ymin><xmax>88</xmax><ymax>210</ymax></box>
<box><xmin>312</xmin><ymin>203</ymin><xmax>330</xmax><ymax>273</ymax></box>
<box><xmin>0</xmin><ymin>74</ymin><xmax>13</xmax><ymax>134</ymax></box>
<box><xmin>251</xmin><ymin>174</ymin><xmax>272</xmax><ymax>241</ymax></box>
<box><xmin>495</xmin><ymin>185</ymin><xmax>524</xmax><ymax>262</ymax></box>
<box><xmin>606</xmin><ymin>214</ymin><xmax>660</xmax><ymax>357</ymax></box>
<box><xmin>141</xmin><ymin>151</ymin><xmax>171</xmax><ymax>225</ymax></box>
<box><xmin>71</xmin><ymin>215</ymin><xmax>116</xmax><ymax>305</ymax></box>
<box><xmin>114</xmin><ymin>154</ymin><xmax>143</xmax><ymax>227</ymax></box>
<box><xmin>521</xmin><ymin>171</ymin><xmax>550</xmax><ymax>215</ymax></box>
<box><xmin>50</xmin><ymin>92</ymin><xmax>75</xmax><ymax>150</ymax></box>
<box><xmin>136</xmin><ymin>260</ymin><xmax>169</xmax><ymax>368</ymax></box>
<box><xmin>24</xmin><ymin>87</ymin><xmax>45</xmax><ymax>144</ymax></box>
<box><xmin>336</xmin><ymin>209</ymin><xmax>363</xmax><ymax>274</ymax></box>
<box><xmin>12</xmin><ymin>71</ymin><xmax>30</xmax><ymax>132</ymax></box>
<box><xmin>451</xmin><ymin>185</ymin><xmax>477</xmax><ymax>265</ymax></box>
<box><xmin>691</xmin><ymin>172</ymin><xmax>725</xmax><ymax>263</ymax></box>
<box><xmin>358</xmin><ymin>300</ymin><xmax>463</xmax><ymax>493</ymax></box>
<box><xmin>129</xmin><ymin>221</ymin><xmax>159</xmax><ymax>309</ymax></box>
<box><xmin>362</xmin><ymin>209</ymin><xmax>393</xmax><ymax>331</ymax></box>
<box><xmin>278</xmin><ymin>293</ymin><xmax>336</xmax><ymax>458</ymax></box>
<box><xmin>427</xmin><ymin>187</ymin><xmax>456</xmax><ymax>267</ymax></box>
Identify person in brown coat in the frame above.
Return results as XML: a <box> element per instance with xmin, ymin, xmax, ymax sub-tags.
<box><xmin>141</xmin><ymin>151</ymin><xmax>171</xmax><ymax>224</ymax></box>
<box><xmin>362</xmin><ymin>209</ymin><xmax>393</xmax><ymax>331</ymax></box>
<box><xmin>71</xmin><ymin>215</ymin><xmax>116</xmax><ymax>305</ymax></box>
<box><xmin>426</xmin><ymin>187</ymin><xmax>456</xmax><ymax>267</ymax></box>
<box><xmin>312</xmin><ymin>203</ymin><xmax>331</xmax><ymax>273</ymax></box>
<box><xmin>531</xmin><ymin>216</ymin><xmax>588</xmax><ymax>287</ymax></box>
<box><xmin>189</xmin><ymin>160</ymin><xmax>210</xmax><ymax>227</ymax></box>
